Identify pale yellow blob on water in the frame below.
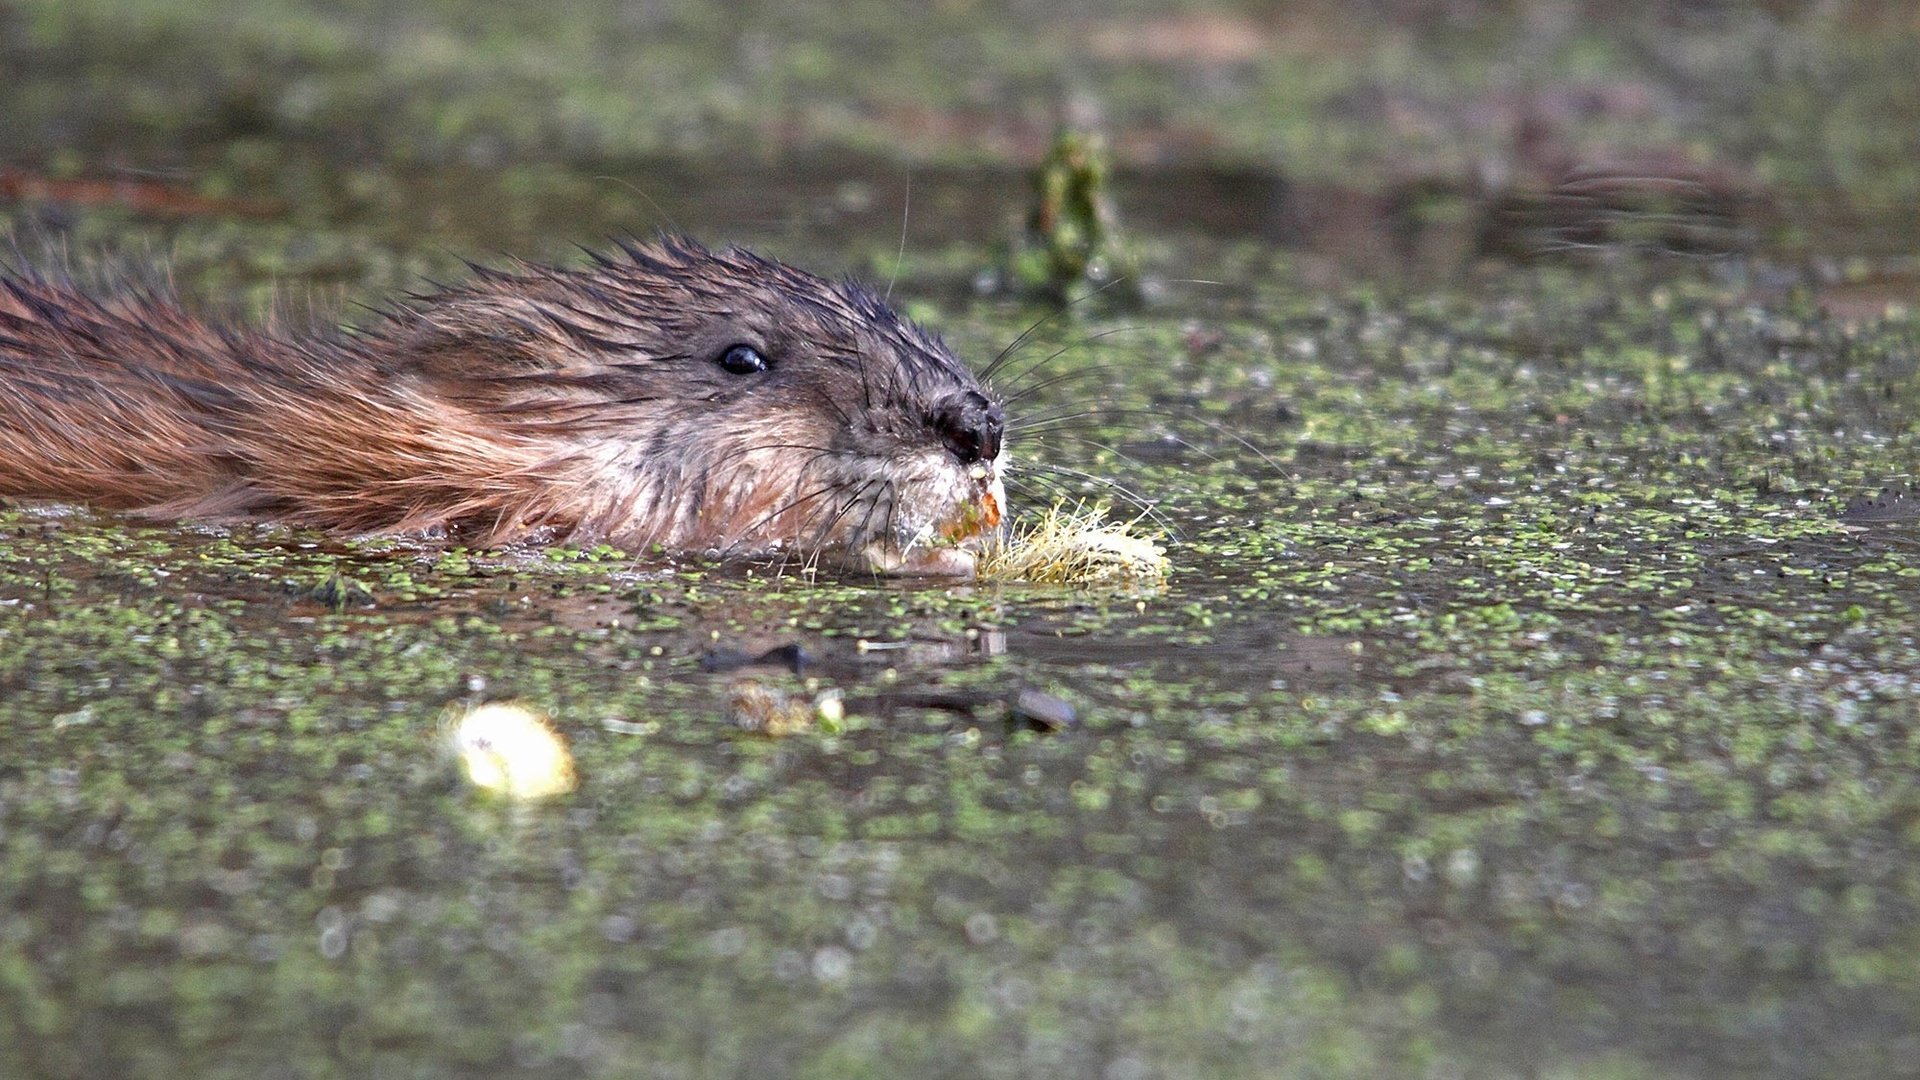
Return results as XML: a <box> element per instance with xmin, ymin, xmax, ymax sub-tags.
<box><xmin>451</xmin><ymin>703</ymin><xmax>577</xmax><ymax>800</ymax></box>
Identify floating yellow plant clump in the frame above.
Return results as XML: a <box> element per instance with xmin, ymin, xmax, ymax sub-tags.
<box><xmin>450</xmin><ymin>703</ymin><xmax>577</xmax><ymax>800</ymax></box>
<box><xmin>975</xmin><ymin>504</ymin><xmax>1169</xmax><ymax>585</ymax></box>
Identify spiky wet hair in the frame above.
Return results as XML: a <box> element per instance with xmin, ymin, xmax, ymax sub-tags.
<box><xmin>0</xmin><ymin>237</ymin><xmax>1007</xmax><ymax>565</ymax></box>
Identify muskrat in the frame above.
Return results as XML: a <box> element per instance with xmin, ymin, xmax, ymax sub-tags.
<box><xmin>0</xmin><ymin>238</ymin><xmax>1008</xmax><ymax>575</ymax></box>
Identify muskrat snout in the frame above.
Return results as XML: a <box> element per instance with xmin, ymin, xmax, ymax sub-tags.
<box><xmin>932</xmin><ymin>390</ymin><xmax>1004</xmax><ymax>466</ymax></box>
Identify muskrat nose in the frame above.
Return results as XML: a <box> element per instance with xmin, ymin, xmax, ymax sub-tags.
<box><xmin>931</xmin><ymin>390</ymin><xmax>1004</xmax><ymax>466</ymax></box>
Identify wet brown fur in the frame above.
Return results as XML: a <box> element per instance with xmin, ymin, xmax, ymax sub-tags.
<box><xmin>0</xmin><ymin>238</ymin><xmax>1005</xmax><ymax>562</ymax></box>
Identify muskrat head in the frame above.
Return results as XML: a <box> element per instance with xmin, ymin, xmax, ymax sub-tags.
<box><xmin>373</xmin><ymin>237</ymin><xmax>1007</xmax><ymax>575</ymax></box>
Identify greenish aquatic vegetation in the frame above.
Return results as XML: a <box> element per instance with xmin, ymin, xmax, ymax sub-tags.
<box><xmin>992</xmin><ymin>130</ymin><xmax>1141</xmax><ymax>303</ymax></box>
<box><xmin>6</xmin><ymin>243</ymin><xmax>1915</xmax><ymax>1078</ymax></box>
<box><xmin>9</xmin><ymin>27</ymin><xmax>1920</xmax><ymax>1061</ymax></box>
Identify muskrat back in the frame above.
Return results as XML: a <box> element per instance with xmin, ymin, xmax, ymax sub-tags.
<box><xmin>0</xmin><ymin>238</ymin><xmax>1007</xmax><ymax>574</ymax></box>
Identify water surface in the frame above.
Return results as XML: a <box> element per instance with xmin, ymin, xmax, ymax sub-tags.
<box><xmin>6</xmin><ymin>155</ymin><xmax>1920</xmax><ymax>1080</ymax></box>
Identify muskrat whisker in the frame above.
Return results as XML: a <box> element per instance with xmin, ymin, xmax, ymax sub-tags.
<box><xmin>1009</xmin><ymin>414</ymin><xmax>1171</xmax><ymax>449</ymax></box>
<box><xmin>811</xmin><ymin>341</ymin><xmax>876</xmax><ymax>412</ymax></box>
<box><xmin>801</xmin><ymin>478</ymin><xmax>885</xmax><ymax>564</ymax></box>
<box><xmin>1005</xmin><ymin>471</ymin><xmax>1082</xmax><ymax>502</ymax></box>
<box><xmin>735</xmin><ymin>442</ymin><xmax>850</xmax><ymax>457</ymax></box>
<box><xmin>840</xmin><ymin>480</ymin><xmax>901</xmax><ymax>570</ymax></box>
<box><xmin>999</xmin><ymin>364</ymin><xmax>1128</xmax><ymax>408</ymax></box>
<box><xmin>1009</xmin><ymin>466</ymin><xmax>1143</xmax><ymax>511</ymax></box>
<box><xmin>885</xmin><ymin>174</ymin><xmax>911</xmax><ymax>303</ymax></box>
<box><xmin>484</xmin><ymin>397</ymin><xmax>665</xmax><ymax>420</ymax></box>
<box><xmin>872</xmin><ymin>488</ymin><xmax>907</xmax><ymax>570</ymax></box>
<box><xmin>1033</xmin><ymin>426</ymin><xmax>1247</xmax><ymax>475</ymax></box>
<box><xmin>779</xmin><ymin>477</ymin><xmax>881</xmax><ymax>576</ymax></box>
<box><xmin>801</xmin><ymin>381</ymin><xmax>856</xmax><ymax>430</ymax></box>
<box><xmin>1004</xmin><ymin>405</ymin><xmax>1112</xmax><ymax>433</ymax></box>
<box><xmin>1004</xmin><ymin>467</ymin><xmax>1176</xmax><ymax>538</ymax></box>
<box><xmin>1017</xmin><ymin>431</ymin><xmax>1184</xmax><ymax>468</ymax></box>
<box><xmin>989</xmin><ymin>326</ymin><xmax>1145</xmax><ymax>399</ymax></box>
<box><xmin>590</xmin><ymin>175</ymin><xmax>682</xmax><ymax>230</ymax></box>
<box><xmin>980</xmin><ymin>276</ymin><xmax>1133</xmax><ymax>384</ymax></box>
<box><xmin>1008</xmin><ymin>472</ymin><xmax>1177</xmax><ymax>539</ymax></box>
<box><xmin>725</xmin><ymin>478</ymin><xmax>854</xmax><ymax>555</ymax></box>
<box><xmin>1011</xmin><ymin>404</ymin><xmax>1285</xmax><ymax>474</ymax></box>
<box><xmin>1006</xmin><ymin>461</ymin><xmax>1121</xmax><ymax>503</ymax></box>
<box><xmin>1015</xmin><ymin>461</ymin><xmax>1166</xmax><ymax>521</ymax></box>
<box><xmin>725</xmin><ymin>465</ymin><xmax>890</xmax><ymax>568</ymax></box>
<box><xmin>829</xmin><ymin>340</ymin><xmax>914</xmax><ymax>418</ymax></box>
<box><xmin>770</xmin><ymin>483</ymin><xmax>850</xmax><ymax>577</ymax></box>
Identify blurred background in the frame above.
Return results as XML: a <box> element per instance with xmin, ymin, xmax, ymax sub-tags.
<box><xmin>5</xmin><ymin>0</ymin><xmax>1919</xmax><ymax>296</ymax></box>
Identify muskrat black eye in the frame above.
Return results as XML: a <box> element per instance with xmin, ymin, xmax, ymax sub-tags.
<box><xmin>716</xmin><ymin>344</ymin><xmax>768</xmax><ymax>375</ymax></box>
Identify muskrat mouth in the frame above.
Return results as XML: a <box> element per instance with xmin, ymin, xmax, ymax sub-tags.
<box><xmin>859</xmin><ymin>469</ymin><xmax>1005</xmax><ymax>577</ymax></box>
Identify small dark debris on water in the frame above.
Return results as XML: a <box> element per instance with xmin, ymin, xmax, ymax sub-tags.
<box><xmin>1839</xmin><ymin>485</ymin><xmax>1920</xmax><ymax>523</ymax></box>
<box><xmin>293</xmin><ymin>572</ymin><xmax>376</xmax><ymax>611</ymax></box>
<box><xmin>1009</xmin><ymin>688</ymin><xmax>1077</xmax><ymax>732</ymax></box>
<box><xmin>861</xmin><ymin>686</ymin><xmax>1078</xmax><ymax>733</ymax></box>
<box><xmin>1117</xmin><ymin>435</ymin><xmax>1196</xmax><ymax>464</ymax></box>
<box><xmin>700</xmin><ymin>643</ymin><xmax>813</xmax><ymax>674</ymax></box>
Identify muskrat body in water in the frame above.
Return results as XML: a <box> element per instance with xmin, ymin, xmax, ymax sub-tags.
<box><xmin>0</xmin><ymin>238</ymin><xmax>1007</xmax><ymax>575</ymax></box>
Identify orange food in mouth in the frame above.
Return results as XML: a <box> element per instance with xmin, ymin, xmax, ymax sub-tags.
<box><xmin>940</xmin><ymin>488</ymin><xmax>1003</xmax><ymax>544</ymax></box>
